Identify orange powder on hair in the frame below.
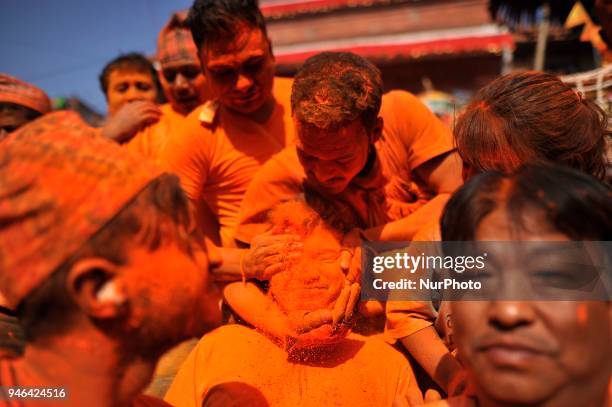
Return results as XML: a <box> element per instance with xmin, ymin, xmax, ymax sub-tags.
<box><xmin>475</xmin><ymin>100</ymin><xmax>490</xmax><ymax>111</ymax></box>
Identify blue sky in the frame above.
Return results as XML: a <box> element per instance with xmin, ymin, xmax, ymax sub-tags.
<box><xmin>0</xmin><ymin>0</ymin><xmax>194</xmax><ymax>115</ymax></box>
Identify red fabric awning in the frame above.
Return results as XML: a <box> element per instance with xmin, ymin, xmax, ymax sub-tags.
<box><xmin>274</xmin><ymin>32</ymin><xmax>515</xmax><ymax>65</ymax></box>
<box><xmin>261</xmin><ymin>0</ymin><xmax>387</xmax><ymax>19</ymax></box>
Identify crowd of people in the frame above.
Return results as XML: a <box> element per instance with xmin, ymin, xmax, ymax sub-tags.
<box><xmin>0</xmin><ymin>0</ymin><xmax>610</xmax><ymax>406</ymax></box>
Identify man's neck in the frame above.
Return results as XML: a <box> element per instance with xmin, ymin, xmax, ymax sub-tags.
<box><xmin>229</xmin><ymin>97</ymin><xmax>276</xmax><ymax>124</ymax></box>
<box><xmin>356</xmin><ymin>146</ymin><xmax>378</xmax><ymax>179</ymax></box>
<box><xmin>9</xmin><ymin>329</ymin><xmax>156</xmax><ymax>407</ymax></box>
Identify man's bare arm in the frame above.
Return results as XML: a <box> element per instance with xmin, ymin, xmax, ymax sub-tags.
<box><xmin>362</xmin><ymin>152</ymin><xmax>462</xmax><ymax>241</ymax></box>
<box><xmin>400</xmin><ymin>326</ymin><xmax>464</xmax><ymax>395</ymax></box>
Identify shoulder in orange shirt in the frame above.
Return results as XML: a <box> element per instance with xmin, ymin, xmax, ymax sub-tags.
<box><xmin>160</xmin><ymin>77</ymin><xmax>295</xmax><ymax>246</ymax></box>
<box><xmin>125</xmin><ymin>103</ymin><xmax>185</xmax><ymax>164</ymax></box>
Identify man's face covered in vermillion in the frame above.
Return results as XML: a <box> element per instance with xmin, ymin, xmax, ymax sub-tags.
<box><xmin>200</xmin><ymin>24</ymin><xmax>275</xmax><ymax>115</ymax></box>
<box><xmin>451</xmin><ymin>209</ymin><xmax>612</xmax><ymax>406</ymax></box>
<box><xmin>267</xmin><ymin>202</ymin><xmax>348</xmax><ymax>345</ymax></box>
<box><xmin>270</xmin><ymin>225</ymin><xmax>344</xmax><ymax>314</ymax></box>
<box><xmin>296</xmin><ymin>119</ymin><xmax>372</xmax><ymax>196</ymax></box>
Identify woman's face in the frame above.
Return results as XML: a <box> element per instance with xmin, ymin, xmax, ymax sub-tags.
<box><xmin>451</xmin><ymin>209</ymin><xmax>612</xmax><ymax>406</ymax></box>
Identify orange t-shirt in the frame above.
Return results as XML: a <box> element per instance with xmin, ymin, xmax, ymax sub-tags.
<box><xmin>235</xmin><ymin>90</ymin><xmax>454</xmax><ymax>244</ymax></box>
<box><xmin>125</xmin><ymin>103</ymin><xmax>186</xmax><ymax>164</ymax></box>
<box><xmin>164</xmin><ymin>324</ymin><xmax>423</xmax><ymax>407</ymax></box>
<box><xmin>160</xmin><ymin>77</ymin><xmax>294</xmax><ymax>247</ymax></box>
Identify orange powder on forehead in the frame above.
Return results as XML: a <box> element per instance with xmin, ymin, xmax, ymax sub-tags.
<box><xmin>576</xmin><ymin>303</ymin><xmax>589</xmax><ymax>326</ymax></box>
<box><xmin>296</xmin><ymin>118</ymin><xmax>365</xmax><ymax>158</ymax></box>
<box><xmin>298</xmin><ymin>132</ymin><xmax>357</xmax><ymax>157</ymax></box>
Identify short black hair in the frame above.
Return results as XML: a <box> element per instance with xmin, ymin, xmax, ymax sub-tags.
<box><xmin>441</xmin><ymin>164</ymin><xmax>612</xmax><ymax>241</ymax></box>
<box><xmin>291</xmin><ymin>52</ymin><xmax>383</xmax><ymax>131</ymax></box>
<box><xmin>187</xmin><ymin>0</ymin><xmax>268</xmax><ymax>50</ymax></box>
<box><xmin>98</xmin><ymin>52</ymin><xmax>161</xmax><ymax>99</ymax></box>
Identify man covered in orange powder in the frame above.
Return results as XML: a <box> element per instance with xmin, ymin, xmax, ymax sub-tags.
<box><xmin>165</xmin><ymin>201</ymin><xmax>424</xmax><ymax>407</ymax></box>
<box><xmin>233</xmin><ymin>52</ymin><xmax>461</xmax><ymax>337</ymax></box>
<box><xmin>236</xmin><ymin>51</ymin><xmax>462</xmax><ymax>248</ymax></box>
<box><xmin>0</xmin><ymin>73</ymin><xmax>51</xmax><ymax>141</ymax></box>
<box><xmin>125</xmin><ymin>11</ymin><xmax>212</xmax><ymax>161</ymax></box>
<box><xmin>159</xmin><ymin>0</ymin><xmax>295</xmax><ymax>248</ymax></box>
<box><xmin>0</xmin><ymin>112</ymin><xmax>222</xmax><ymax>407</ymax></box>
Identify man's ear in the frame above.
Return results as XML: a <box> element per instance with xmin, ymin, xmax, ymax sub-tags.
<box><xmin>369</xmin><ymin>117</ymin><xmax>383</xmax><ymax>144</ymax></box>
<box><xmin>65</xmin><ymin>258</ymin><xmax>127</xmax><ymax>320</ymax></box>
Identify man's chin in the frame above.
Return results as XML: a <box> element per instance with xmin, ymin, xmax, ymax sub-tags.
<box><xmin>289</xmin><ymin>324</ymin><xmax>350</xmax><ymax>352</ymax></box>
<box><xmin>475</xmin><ymin>368</ymin><xmax>555</xmax><ymax>405</ymax></box>
<box><xmin>228</xmin><ymin>103</ymin><xmax>261</xmax><ymax>115</ymax></box>
<box><xmin>315</xmin><ymin>181</ymin><xmax>348</xmax><ymax>196</ymax></box>
<box><xmin>226</xmin><ymin>95</ymin><xmax>269</xmax><ymax>114</ymax></box>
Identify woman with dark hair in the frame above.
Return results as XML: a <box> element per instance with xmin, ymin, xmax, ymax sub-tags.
<box><xmin>427</xmin><ymin>164</ymin><xmax>611</xmax><ymax>407</ymax></box>
<box><xmin>455</xmin><ymin>71</ymin><xmax>609</xmax><ymax>181</ymax></box>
